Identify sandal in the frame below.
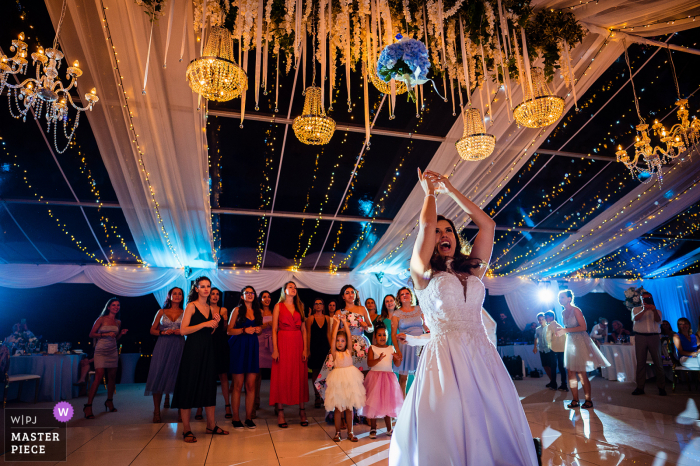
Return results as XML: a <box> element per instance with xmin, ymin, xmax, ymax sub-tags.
<box><xmin>567</xmin><ymin>400</ymin><xmax>580</xmax><ymax>409</ymax></box>
<box><xmin>194</xmin><ymin>409</ymin><xmax>203</xmax><ymax>421</ymax></box>
<box><xmin>163</xmin><ymin>396</ymin><xmax>170</xmax><ymax>409</ymax></box>
<box><xmin>182</xmin><ymin>431</ymin><xmax>197</xmax><ymax>443</ymax></box>
<box><xmin>153</xmin><ymin>410</ymin><xmax>161</xmax><ymax>423</ymax></box>
<box><xmin>224</xmin><ymin>404</ymin><xmax>233</xmax><ymax>419</ymax></box>
<box><xmin>277</xmin><ymin>408</ymin><xmax>288</xmax><ymax>429</ymax></box>
<box><xmin>300</xmin><ymin>408</ymin><xmax>309</xmax><ymax>427</ymax></box>
<box><xmin>386</xmin><ymin>428</ymin><xmax>393</xmax><ymax>437</ymax></box>
<box><xmin>83</xmin><ymin>404</ymin><xmax>94</xmax><ymax>420</ymax></box>
<box><xmin>581</xmin><ymin>400</ymin><xmax>594</xmax><ymax>409</ymax></box>
<box><xmin>104</xmin><ymin>399</ymin><xmax>117</xmax><ymax>412</ymax></box>
<box><xmin>348</xmin><ymin>432</ymin><xmax>359</xmax><ymax>443</ymax></box>
<box><xmin>206</xmin><ymin>425</ymin><xmax>230</xmax><ymax>435</ymax></box>
<box><xmin>333</xmin><ymin>432</ymin><xmax>341</xmax><ymax>442</ymax></box>
<box><xmin>369</xmin><ymin>429</ymin><xmax>377</xmax><ymax>439</ymax></box>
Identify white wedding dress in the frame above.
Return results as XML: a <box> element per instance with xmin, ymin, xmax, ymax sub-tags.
<box><xmin>389</xmin><ymin>272</ymin><xmax>538</xmax><ymax>466</ymax></box>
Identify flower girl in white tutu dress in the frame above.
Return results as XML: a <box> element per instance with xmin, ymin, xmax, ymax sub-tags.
<box><xmin>324</xmin><ymin>314</ymin><xmax>366</xmax><ymax>442</ymax></box>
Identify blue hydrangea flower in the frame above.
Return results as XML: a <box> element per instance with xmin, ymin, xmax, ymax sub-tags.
<box><xmin>376</xmin><ymin>39</ymin><xmax>431</xmax><ymax>83</ymax></box>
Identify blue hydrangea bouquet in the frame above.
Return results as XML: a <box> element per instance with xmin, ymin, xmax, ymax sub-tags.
<box><xmin>376</xmin><ymin>35</ymin><xmax>431</xmax><ymax>102</ymax></box>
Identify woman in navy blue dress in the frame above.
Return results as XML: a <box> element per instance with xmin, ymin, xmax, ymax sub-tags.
<box><xmin>228</xmin><ymin>285</ymin><xmax>262</xmax><ymax>429</ymax></box>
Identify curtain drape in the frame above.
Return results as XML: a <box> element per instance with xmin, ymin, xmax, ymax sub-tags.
<box><xmin>46</xmin><ymin>0</ymin><xmax>215</xmax><ymax>269</ymax></box>
<box><xmin>4</xmin><ymin>264</ymin><xmax>698</xmax><ymax>329</ymax></box>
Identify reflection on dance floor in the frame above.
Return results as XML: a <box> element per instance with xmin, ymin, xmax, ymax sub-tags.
<box><xmin>7</xmin><ymin>396</ymin><xmax>700</xmax><ymax>465</ymax></box>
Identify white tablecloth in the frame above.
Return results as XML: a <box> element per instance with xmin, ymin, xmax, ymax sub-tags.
<box><xmin>119</xmin><ymin>353</ymin><xmax>141</xmax><ymax>384</ymax></box>
<box><xmin>599</xmin><ymin>343</ymin><xmax>672</xmax><ymax>383</ymax></box>
<box><xmin>2</xmin><ymin>354</ymin><xmax>85</xmax><ymax>402</ymax></box>
<box><xmin>600</xmin><ymin>344</ymin><xmax>637</xmax><ymax>383</ymax></box>
<box><xmin>497</xmin><ymin>345</ymin><xmax>545</xmax><ymax>374</ymax></box>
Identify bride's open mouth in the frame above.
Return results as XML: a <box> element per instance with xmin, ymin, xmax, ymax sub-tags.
<box><xmin>438</xmin><ymin>240</ymin><xmax>451</xmax><ymax>253</ymax></box>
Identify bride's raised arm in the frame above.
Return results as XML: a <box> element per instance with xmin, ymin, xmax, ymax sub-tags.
<box><xmin>424</xmin><ymin>170</ymin><xmax>495</xmax><ymax>279</ymax></box>
<box><xmin>410</xmin><ymin>168</ymin><xmax>439</xmax><ymax>289</ymax></box>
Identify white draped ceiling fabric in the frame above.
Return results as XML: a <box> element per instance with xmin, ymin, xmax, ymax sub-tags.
<box><xmin>9</xmin><ymin>0</ymin><xmax>696</xmax><ymax>326</ymax></box>
<box><xmin>45</xmin><ymin>0</ymin><xmax>216</xmax><ymax>269</ymax></box>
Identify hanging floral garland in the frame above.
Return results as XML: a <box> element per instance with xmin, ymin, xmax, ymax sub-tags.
<box><xmin>138</xmin><ymin>0</ymin><xmax>584</xmax><ymax>85</ymax></box>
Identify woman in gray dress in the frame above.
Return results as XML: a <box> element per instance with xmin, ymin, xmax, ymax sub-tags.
<box><xmin>83</xmin><ymin>298</ymin><xmax>128</xmax><ymax>419</ymax></box>
<box><xmin>145</xmin><ymin>287</ymin><xmax>186</xmax><ymax>422</ymax></box>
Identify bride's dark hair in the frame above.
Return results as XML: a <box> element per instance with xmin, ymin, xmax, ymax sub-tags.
<box><xmin>430</xmin><ymin>215</ymin><xmax>483</xmax><ymax>275</ymax></box>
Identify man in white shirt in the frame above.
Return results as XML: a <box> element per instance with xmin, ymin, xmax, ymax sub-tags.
<box><xmin>590</xmin><ymin>318</ymin><xmax>608</xmax><ymax>348</ymax></box>
<box><xmin>545</xmin><ymin>311</ymin><xmax>568</xmax><ymax>391</ymax></box>
<box><xmin>631</xmin><ymin>291</ymin><xmax>666</xmax><ymax>396</ymax></box>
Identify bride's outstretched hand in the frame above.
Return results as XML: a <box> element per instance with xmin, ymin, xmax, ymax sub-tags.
<box><xmin>418</xmin><ymin>168</ymin><xmax>436</xmax><ymax>195</ymax></box>
<box><xmin>424</xmin><ymin>170</ymin><xmax>452</xmax><ymax>195</ymax></box>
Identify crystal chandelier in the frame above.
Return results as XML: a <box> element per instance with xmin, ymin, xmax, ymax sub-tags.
<box><xmin>369</xmin><ymin>66</ymin><xmax>407</xmax><ymax>96</ymax></box>
<box><xmin>293</xmin><ymin>86</ymin><xmax>336</xmax><ymax>145</ymax></box>
<box><xmin>513</xmin><ymin>67</ymin><xmax>564</xmax><ymax>129</ymax></box>
<box><xmin>186</xmin><ymin>27</ymin><xmax>247</xmax><ymax>102</ymax></box>
<box><xmin>614</xmin><ymin>40</ymin><xmax>695</xmax><ymax>184</ymax></box>
<box><xmin>0</xmin><ymin>0</ymin><xmax>99</xmax><ymax>154</ymax></box>
<box><xmin>455</xmin><ymin>107</ymin><xmax>495</xmax><ymax>161</ymax></box>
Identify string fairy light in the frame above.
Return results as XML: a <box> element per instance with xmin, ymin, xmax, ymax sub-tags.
<box><xmin>0</xmin><ymin>138</ymin><xmax>107</xmax><ymax>265</ymax></box>
<box><xmin>99</xmin><ymin>0</ymin><xmax>182</xmax><ymax>267</ymax></box>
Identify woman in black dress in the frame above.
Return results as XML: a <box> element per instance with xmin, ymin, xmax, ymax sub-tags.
<box><xmin>195</xmin><ymin>287</ymin><xmax>231</xmax><ymax>421</ymax></box>
<box><xmin>306</xmin><ymin>298</ymin><xmax>331</xmax><ymax>408</ymax></box>
<box><xmin>172</xmin><ymin>277</ymin><xmax>229</xmax><ymax>442</ymax></box>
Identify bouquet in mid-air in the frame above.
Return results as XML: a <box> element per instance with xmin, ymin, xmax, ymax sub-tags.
<box><xmin>376</xmin><ymin>34</ymin><xmax>431</xmax><ymax>102</ymax></box>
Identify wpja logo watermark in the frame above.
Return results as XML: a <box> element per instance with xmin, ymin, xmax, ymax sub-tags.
<box><xmin>3</xmin><ymin>402</ymin><xmax>71</xmax><ymax>462</ymax></box>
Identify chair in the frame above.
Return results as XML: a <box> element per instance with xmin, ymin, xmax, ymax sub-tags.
<box><xmin>1</xmin><ymin>347</ymin><xmax>41</xmax><ymax>408</ymax></box>
<box><xmin>667</xmin><ymin>338</ymin><xmax>700</xmax><ymax>392</ymax></box>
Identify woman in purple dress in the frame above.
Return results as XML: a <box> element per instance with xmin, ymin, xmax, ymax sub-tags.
<box><xmin>145</xmin><ymin>287</ymin><xmax>185</xmax><ymax>423</ymax></box>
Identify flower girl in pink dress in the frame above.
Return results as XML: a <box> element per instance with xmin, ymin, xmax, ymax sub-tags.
<box><xmin>363</xmin><ymin>323</ymin><xmax>403</xmax><ymax>438</ymax></box>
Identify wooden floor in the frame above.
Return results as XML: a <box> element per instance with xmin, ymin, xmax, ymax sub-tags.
<box><xmin>3</xmin><ymin>379</ymin><xmax>699</xmax><ymax>465</ymax></box>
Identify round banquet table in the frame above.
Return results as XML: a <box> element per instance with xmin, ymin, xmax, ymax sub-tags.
<box><xmin>2</xmin><ymin>354</ymin><xmax>85</xmax><ymax>402</ymax></box>
<box><xmin>599</xmin><ymin>343</ymin><xmax>672</xmax><ymax>384</ymax></box>
<box><xmin>600</xmin><ymin>344</ymin><xmax>636</xmax><ymax>383</ymax></box>
<box><xmin>497</xmin><ymin>344</ymin><xmax>545</xmax><ymax>374</ymax></box>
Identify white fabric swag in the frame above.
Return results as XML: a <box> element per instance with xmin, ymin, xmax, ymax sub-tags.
<box><xmin>4</xmin><ymin>265</ymin><xmax>698</xmax><ymax>333</ymax></box>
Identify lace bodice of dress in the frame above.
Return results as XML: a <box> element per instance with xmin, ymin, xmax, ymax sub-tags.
<box><xmin>414</xmin><ymin>272</ymin><xmax>487</xmax><ymax>339</ymax></box>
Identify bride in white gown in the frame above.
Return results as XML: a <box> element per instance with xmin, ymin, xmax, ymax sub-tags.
<box><xmin>389</xmin><ymin>169</ymin><xmax>539</xmax><ymax>466</ymax></box>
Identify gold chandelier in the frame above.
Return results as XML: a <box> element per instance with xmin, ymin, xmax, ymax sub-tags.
<box><xmin>513</xmin><ymin>67</ymin><xmax>564</xmax><ymax>129</ymax></box>
<box><xmin>455</xmin><ymin>107</ymin><xmax>495</xmax><ymax>161</ymax></box>
<box><xmin>614</xmin><ymin>40</ymin><xmax>696</xmax><ymax>184</ymax></box>
<box><xmin>368</xmin><ymin>65</ymin><xmax>407</xmax><ymax>96</ymax></box>
<box><xmin>616</xmin><ymin>123</ymin><xmax>667</xmax><ymax>183</ymax></box>
<box><xmin>186</xmin><ymin>27</ymin><xmax>247</xmax><ymax>102</ymax></box>
<box><xmin>0</xmin><ymin>0</ymin><xmax>99</xmax><ymax>154</ymax></box>
<box><xmin>293</xmin><ymin>86</ymin><xmax>336</xmax><ymax>145</ymax></box>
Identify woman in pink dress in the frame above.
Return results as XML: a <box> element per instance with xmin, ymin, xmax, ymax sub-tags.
<box><xmin>270</xmin><ymin>281</ymin><xmax>309</xmax><ymax>428</ymax></box>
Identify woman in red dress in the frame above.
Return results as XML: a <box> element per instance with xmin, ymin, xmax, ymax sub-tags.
<box><xmin>270</xmin><ymin>281</ymin><xmax>309</xmax><ymax>428</ymax></box>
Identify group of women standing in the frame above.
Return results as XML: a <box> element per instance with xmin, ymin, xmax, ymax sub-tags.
<box><xmin>81</xmin><ymin>276</ymin><xmax>430</xmax><ymax>442</ymax></box>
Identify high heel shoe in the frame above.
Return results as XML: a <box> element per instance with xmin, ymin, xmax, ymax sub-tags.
<box><xmin>277</xmin><ymin>408</ymin><xmax>288</xmax><ymax>429</ymax></box>
<box><xmin>163</xmin><ymin>396</ymin><xmax>170</xmax><ymax>409</ymax></box>
<box><xmin>83</xmin><ymin>404</ymin><xmax>94</xmax><ymax>419</ymax></box>
<box><xmin>104</xmin><ymin>399</ymin><xmax>117</xmax><ymax>412</ymax></box>
<box><xmin>224</xmin><ymin>404</ymin><xmax>232</xmax><ymax>419</ymax></box>
<box><xmin>299</xmin><ymin>408</ymin><xmax>309</xmax><ymax>427</ymax></box>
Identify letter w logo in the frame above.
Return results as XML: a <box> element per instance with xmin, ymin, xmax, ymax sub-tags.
<box><xmin>58</xmin><ymin>408</ymin><xmax>70</xmax><ymax>417</ymax></box>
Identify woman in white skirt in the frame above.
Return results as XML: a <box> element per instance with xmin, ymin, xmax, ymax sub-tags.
<box><xmin>556</xmin><ymin>290</ymin><xmax>610</xmax><ymax>409</ymax></box>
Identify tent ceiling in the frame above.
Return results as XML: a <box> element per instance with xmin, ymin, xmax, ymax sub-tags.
<box><xmin>0</xmin><ymin>0</ymin><xmax>699</xmax><ymax>280</ymax></box>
